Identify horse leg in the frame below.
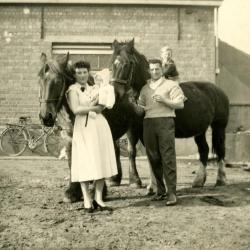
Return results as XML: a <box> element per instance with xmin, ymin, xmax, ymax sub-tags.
<box><xmin>192</xmin><ymin>133</ymin><xmax>209</xmax><ymax>188</ymax></box>
<box><xmin>211</xmin><ymin>123</ymin><xmax>227</xmax><ymax>186</ymax></box>
<box><xmin>216</xmin><ymin>160</ymin><xmax>227</xmax><ymax>186</ymax></box>
<box><xmin>63</xmin><ymin>142</ymin><xmax>83</xmax><ymax>203</ymax></box>
<box><xmin>137</xmin><ymin>130</ymin><xmax>156</xmax><ymax>194</ymax></box>
<box><xmin>146</xmin><ymin>161</ymin><xmax>157</xmax><ymax>195</ymax></box>
<box><xmin>127</xmin><ymin>128</ymin><xmax>142</xmax><ymax>188</ymax></box>
<box><xmin>110</xmin><ymin>140</ymin><xmax>122</xmax><ymax>186</ymax></box>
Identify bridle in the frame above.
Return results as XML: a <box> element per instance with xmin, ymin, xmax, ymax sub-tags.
<box><xmin>110</xmin><ymin>59</ymin><xmax>135</xmax><ymax>88</ymax></box>
<box><xmin>39</xmin><ymin>62</ymin><xmax>72</xmax><ymax>112</ymax></box>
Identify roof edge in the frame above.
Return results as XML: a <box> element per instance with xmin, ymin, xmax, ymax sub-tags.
<box><xmin>0</xmin><ymin>0</ymin><xmax>223</xmax><ymax>7</ymax></box>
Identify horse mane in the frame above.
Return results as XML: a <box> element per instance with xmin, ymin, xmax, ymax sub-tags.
<box><xmin>132</xmin><ymin>47</ymin><xmax>150</xmax><ymax>92</ymax></box>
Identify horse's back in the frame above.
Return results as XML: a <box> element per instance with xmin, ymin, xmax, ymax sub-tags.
<box><xmin>175</xmin><ymin>81</ymin><xmax>229</xmax><ymax>138</ymax></box>
<box><xmin>182</xmin><ymin>81</ymin><xmax>229</xmax><ymax>123</ymax></box>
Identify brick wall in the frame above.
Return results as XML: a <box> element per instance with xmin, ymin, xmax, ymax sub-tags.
<box><xmin>0</xmin><ymin>5</ymin><xmax>215</xmax><ymax>124</ymax></box>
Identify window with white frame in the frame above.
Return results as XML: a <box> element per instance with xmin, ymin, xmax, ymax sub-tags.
<box><xmin>52</xmin><ymin>42</ymin><xmax>113</xmax><ymax>72</ymax></box>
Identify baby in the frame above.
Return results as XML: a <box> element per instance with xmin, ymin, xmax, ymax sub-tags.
<box><xmin>86</xmin><ymin>68</ymin><xmax>115</xmax><ymax>120</ymax></box>
<box><xmin>94</xmin><ymin>68</ymin><xmax>115</xmax><ymax>109</ymax></box>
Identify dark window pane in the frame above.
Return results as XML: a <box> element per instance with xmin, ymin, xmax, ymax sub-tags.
<box><xmin>82</xmin><ymin>55</ymin><xmax>99</xmax><ymax>70</ymax></box>
<box><xmin>52</xmin><ymin>52</ymin><xmax>112</xmax><ymax>71</ymax></box>
<box><xmin>99</xmin><ymin>55</ymin><xmax>112</xmax><ymax>69</ymax></box>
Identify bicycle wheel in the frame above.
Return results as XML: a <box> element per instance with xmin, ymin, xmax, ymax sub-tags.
<box><xmin>0</xmin><ymin>127</ymin><xmax>27</xmax><ymax>156</ymax></box>
<box><xmin>45</xmin><ymin>130</ymin><xmax>61</xmax><ymax>157</ymax></box>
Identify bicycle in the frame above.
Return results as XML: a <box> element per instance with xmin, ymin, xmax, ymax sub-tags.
<box><xmin>0</xmin><ymin>116</ymin><xmax>61</xmax><ymax>157</ymax></box>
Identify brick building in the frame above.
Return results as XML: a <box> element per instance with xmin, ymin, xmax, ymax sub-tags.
<box><xmin>0</xmin><ymin>0</ymin><xmax>222</xmax><ymax>124</ymax></box>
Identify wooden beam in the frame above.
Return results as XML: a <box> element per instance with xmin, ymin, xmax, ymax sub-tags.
<box><xmin>177</xmin><ymin>8</ymin><xmax>181</xmax><ymax>40</ymax></box>
<box><xmin>0</xmin><ymin>0</ymin><xmax>224</xmax><ymax>7</ymax></box>
<box><xmin>40</xmin><ymin>6</ymin><xmax>44</xmax><ymax>39</ymax></box>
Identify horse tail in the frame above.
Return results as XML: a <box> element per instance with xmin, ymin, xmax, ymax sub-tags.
<box><xmin>211</xmin><ymin>121</ymin><xmax>227</xmax><ymax>161</ymax></box>
<box><xmin>211</xmin><ymin>86</ymin><xmax>229</xmax><ymax>161</ymax></box>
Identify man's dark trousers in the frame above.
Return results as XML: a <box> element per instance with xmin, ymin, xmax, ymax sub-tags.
<box><xmin>143</xmin><ymin>117</ymin><xmax>176</xmax><ymax>195</ymax></box>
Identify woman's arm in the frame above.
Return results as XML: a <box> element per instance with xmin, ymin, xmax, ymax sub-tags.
<box><xmin>67</xmin><ymin>90</ymin><xmax>104</xmax><ymax>115</ymax></box>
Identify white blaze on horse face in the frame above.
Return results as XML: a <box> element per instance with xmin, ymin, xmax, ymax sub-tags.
<box><xmin>114</xmin><ymin>58</ymin><xmax>121</xmax><ymax>69</ymax></box>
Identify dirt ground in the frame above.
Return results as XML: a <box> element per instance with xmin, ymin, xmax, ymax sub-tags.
<box><xmin>0</xmin><ymin>158</ymin><xmax>250</xmax><ymax>250</ymax></box>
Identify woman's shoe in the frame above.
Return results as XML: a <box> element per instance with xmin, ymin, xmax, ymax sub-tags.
<box><xmin>93</xmin><ymin>200</ymin><xmax>113</xmax><ymax>212</ymax></box>
<box><xmin>84</xmin><ymin>207</ymin><xmax>94</xmax><ymax>213</ymax></box>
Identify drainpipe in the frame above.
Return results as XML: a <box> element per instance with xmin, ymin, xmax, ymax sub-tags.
<box><xmin>214</xmin><ymin>7</ymin><xmax>220</xmax><ymax>76</ymax></box>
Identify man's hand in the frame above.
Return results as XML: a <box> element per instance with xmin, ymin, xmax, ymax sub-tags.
<box><xmin>152</xmin><ymin>94</ymin><xmax>167</xmax><ymax>103</ymax></box>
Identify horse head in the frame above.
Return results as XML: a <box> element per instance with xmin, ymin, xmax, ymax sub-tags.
<box><xmin>39</xmin><ymin>53</ymin><xmax>74</xmax><ymax>127</ymax></box>
<box><xmin>111</xmin><ymin>38</ymin><xmax>149</xmax><ymax>100</ymax></box>
<box><xmin>110</xmin><ymin>39</ymin><xmax>149</xmax><ymax>117</ymax></box>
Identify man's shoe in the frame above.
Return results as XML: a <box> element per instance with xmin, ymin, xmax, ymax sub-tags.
<box><xmin>166</xmin><ymin>194</ymin><xmax>177</xmax><ymax>206</ymax></box>
<box><xmin>150</xmin><ymin>193</ymin><xmax>168</xmax><ymax>201</ymax></box>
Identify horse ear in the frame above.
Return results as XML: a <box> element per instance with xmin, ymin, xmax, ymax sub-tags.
<box><xmin>127</xmin><ymin>38</ymin><xmax>135</xmax><ymax>53</ymax></box>
<box><xmin>58</xmin><ymin>52</ymin><xmax>70</xmax><ymax>70</ymax></box>
<box><xmin>112</xmin><ymin>39</ymin><xmax>120</xmax><ymax>51</ymax></box>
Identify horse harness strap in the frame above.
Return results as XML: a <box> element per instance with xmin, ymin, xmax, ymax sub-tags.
<box><xmin>39</xmin><ymin>62</ymin><xmax>67</xmax><ymax>111</ymax></box>
<box><xmin>110</xmin><ymin>79</ymin><xmax>128</xmax><ymax>85</ymax></box>
<box><xmin>39</xmin><ymin>60</ymin><xmax>72</xmax><ymax>103</ymax></box>
<box><xmin>40</xmin><ymin>77</ymin><xmax>66</xmax><ymax>112</ymax></box>
<box><xmin>111</xmin><ymin>61</ymin><xmax>134</xmax><ymax>87</ymax></box>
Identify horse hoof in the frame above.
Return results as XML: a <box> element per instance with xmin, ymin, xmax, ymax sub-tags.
<box><xmin>192</xmin><ymin>173</ymin><xmax>206</xmax><ymax>188</ymax></box>
<box><xmin>192</xmin><ymin>179</ymin><xmax>205</xmax><ymax>188</ymax></box>
<box><xmin>109</xmin><ymin>181</ymin><xmax>121</xmax><ymax>187</ymax></box>
<box><xmin>215</xmin><ymin>179</ymin><xmax>226</xmax><ymax>186</ymax></box>
<box><xmin>146</xmin><ymin>187</ymin><xmax>155</xmax><ymax>196</ymax></box>
<box><xmin>129</xmin><ymin>182</ymin><xmax>142</xmax><ymax>189</ymax></box>
<box><xmin>63</xmin><ymin>195</ymin><xmax>81</xmax><ymax>203</ymax></box>
<box><xmin>63</xmin><ymin>197</ymin><xmax>74</xmax><ymax>203</ymax></box>
<box><xmin>192</xmin><ymin>183</ymin><xmax>204</xmax><ymax>188</ymax></box>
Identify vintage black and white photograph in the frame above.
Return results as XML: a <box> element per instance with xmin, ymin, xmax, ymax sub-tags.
<box><xmin>0</xmin><ymin>0</ymin><xmax>250</xmax><ymax>249</ymax></box>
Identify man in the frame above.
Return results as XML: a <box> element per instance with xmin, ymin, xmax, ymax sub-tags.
<box><xmin>138</xmin><ymin>59</ymin><xmax>185</xmax><ymax>206</ymax></box>
<box><xmin>160</xmin><ymin>46</ymin><xmax>179</xmax><ymax>82</ymax></box>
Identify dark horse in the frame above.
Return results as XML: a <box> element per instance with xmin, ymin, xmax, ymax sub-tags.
<box><xmin>110</xmin><ymin>39</ymin><xmax>229</xmax><ymax>189</ymax></box>
<box><xmin>38</xmin><ymin>53</ymin><xmax>144</xmax><ymax>202</ymax></box>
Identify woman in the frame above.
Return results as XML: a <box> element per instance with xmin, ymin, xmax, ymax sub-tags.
<box><xmin>66</xmin><ymin>61</ymin><xmax>117</xmax><ymax>213</ymax></box>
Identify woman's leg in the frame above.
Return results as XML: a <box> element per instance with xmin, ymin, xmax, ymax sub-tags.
<box><xmin>94</xmin><ymin>179</ymin><xmax>106</xmax><ymax>206</ymax></box>
<box><xmin>80</xmin><ymin>181</ymin><xmax>92</xmax><ymax>208</ymax></box>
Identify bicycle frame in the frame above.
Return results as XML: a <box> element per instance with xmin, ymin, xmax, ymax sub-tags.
<box><xmin>6</xmin><ymin>123</ymin><xmax>55</xmax><ymax>151</ymax></box>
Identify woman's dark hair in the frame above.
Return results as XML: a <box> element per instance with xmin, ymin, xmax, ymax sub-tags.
<box><xmin>73</xmin><ymin>61</ymin><xmax>91</xmax><ymax>72</ymax></box>
<box><xmin>73</xmin><ymin>60</ymin><xmax>95</xmax><ymax>86</ymax></box>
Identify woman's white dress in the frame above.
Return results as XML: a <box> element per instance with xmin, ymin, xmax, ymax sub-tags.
<box><xmin>66</xmin><ymin>83</ymin><xmax>117</xmax><ymax>182</ymax></box>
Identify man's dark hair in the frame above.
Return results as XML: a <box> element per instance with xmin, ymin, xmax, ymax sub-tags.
<box><xmin>73</xmin><ymin>61</ymin><xmax>91</xmax><ymax>72</ymax></box>
<box><xmin>148</xmin><ymin>59</ymin><xmax>162</xmax><ymax>67</ymax></box>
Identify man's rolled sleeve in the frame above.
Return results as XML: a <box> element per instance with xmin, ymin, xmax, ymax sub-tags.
<box><xmin>169</xmin><ymin>85</ymin><xmax>187</xmax><ymax>102</ymax></box>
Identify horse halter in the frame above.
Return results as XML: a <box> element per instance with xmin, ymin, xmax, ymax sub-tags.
<box><xmin>110</xmin><ymin>60</ymin><xmax>135</xmax><ymax>87</ymax></box>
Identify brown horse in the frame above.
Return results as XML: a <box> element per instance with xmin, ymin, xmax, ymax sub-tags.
<box><xmin>110</xmin><ymin>39</ymin><xmax>229</xmax><ymax>189</ymax></box>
